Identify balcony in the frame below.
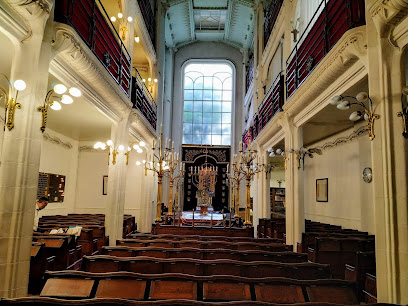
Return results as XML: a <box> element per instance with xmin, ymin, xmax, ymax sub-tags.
<box><xmin>138</xmin><ymin>0</ymin><xmax>156</xmax><ymax>48</ymax></box>
<box><xmin>131</xmin><ymin>69</ymin><xmax>157</xmax><ymax>130</ymax></box>
<box><xmin>55</xmin><ymin>0</ymin><xmax>131</xmax><ymax>96</ymax></box>
<box><xmin>246</xmin><ymin>54</ymin><xmax>254</xmax><ymax>94</ymax></box>
<box><xmin>263</xmin><ymin>0</ymin><xmax>284</xmax><ymax>49</ymax></box>
<box><xmin>286</xmin><ymin>0</ymin><xmax>365</xmax><ymax>98</ymax></box>
<box><xmin>243</xmin><ymin>72</ymin><xmax>284</xmax><ymax>148</ymax></box>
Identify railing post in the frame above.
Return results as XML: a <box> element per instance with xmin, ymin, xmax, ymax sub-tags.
<box><xmin>90</xmin><ymin>0</ymin><xmax>97</xmax><ymax>50</ymax></box>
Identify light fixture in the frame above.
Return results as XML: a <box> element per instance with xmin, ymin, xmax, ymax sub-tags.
<box><xmin>136</xmin><ymin>161</ymin><xmax>141</xmax><ymax>166</ymax></box>
<box><xmin>289</xmin><ymin>147</ymin><xmax>323</xmax><ymax>170</ymax></box>
<box><xmin>94</xmin><ymin>140</ymin><xmax>127</xmax><ymax>165</ymax></box>
<box><xmin>397</xmin><ymin>86</ymin><xmax>408</xmax><ymax>138</ymax></box>
<box><xmin>154</xmin><ymin>79</ymin><xmax>158</xmax><ymax>83</ymax></box>
<box><xmin>133</xmin><ymin>144</ymin><xmax>140</xmax><ymax>150</ymax></box>
<box><xmin>290</xmin><ymin>18</ymin><xmax>300</xmax><ymax>43</ymax></box>
<box><xmin>38</xmin><ymin>83</ymin><xmax>80</xmax><ymax>132</ymax></box>
<box><xmin>110</xmin><ymin>16</ymin><xmax>116</xmax><ymax>22</ymax></box>
<box><xmin>117</xmin><ymin>13</ymin><xmax>123</xmax><ymax>18</ymax></box>
<box><xmin>330</xmin><ymin>92</ymin><xmax>380</xmax><ymax>141</ymax></box>
<box><xmin>110</xmin><ymin>12</ymin><xmax>133</xmax><ymax>40</ymax></box>
<box><xmin>137</xmin><ymin>148</ymin><xmax>143</xmax><ymax>153</ymax></box>
<box><xmin>148</xmin><ymin>78</ymin><xmax>152</xmax><ymax>82</ymax></box>
<box><xmin>134</xmin><ymin>36</ymin><xmax>140</xmax><ymax>43</ymax></box>
<box><xmin>69</xmin><ymin>87</ymin><xmax>82</xmax><ymax>97</ymax></box>
<box><xmin>127</xmin><ymin>16</ymin><xmax>133</xmax><ymax>22</ymax></box>
<box><xmin>139</xmin><ymin>141</ymin><xmax>145</xmax><ymax>147</ymax></box>
<box><xmin>0</xmin><ymin>73</ymin><xmax>26</xmax><ymax>131</ymax></box>
<box><xmin>267</xmin><ymin>147</ymin><xmax>285</xmax><ymax>157</ymax></box>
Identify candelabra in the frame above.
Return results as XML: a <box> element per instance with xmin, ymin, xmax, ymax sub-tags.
<box><xmin>173</xmin><ymin>169</ymin><xmax>185</xmax><ymax>213</ymax></box>
<box><xmin>164</xmin><ymin>151</ymin><xmax>184</xmax><ymax>215</ymax></box>
<box><xmin>227</xmin><ymin>157</ymin><xmax>245</xmax><ymax>218</ymax></box>
<box><xmin>145</xmin><ymin>126</ymin><xmax>172</xmax><ymax>222</ymax></box>
<box><xmin>231</xmin><ymin>142</ymin><xmax>264</xmax><ymax>227</ymax></box>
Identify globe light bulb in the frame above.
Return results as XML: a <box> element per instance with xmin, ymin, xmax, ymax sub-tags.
<box><xmin>127</xmin><ymin>16</ymin><xmax>133</xmax><ymax>22</ymax></box>
<box><xmin>107</xmin><ymin>140</ymin><xmax>113</xmax><ymax>146</ymax></box>
<box><xmin>276</xmin><ymin>148</ymin><xmax>282</xmax><ymax>154</ymax></box>
<box><xmin>100</xmin><ymin>143</ymin><xmax>107</xmax><ymax>150</ymax></box>
<box><xmin>337</xmin><ymin>101</ymin><xmax>350</xmax><ymax>110</ymax></box>
<box><xmin>117</xmin><ymin>13</ymin><xmax>123</xmax><ymax>18</ymax></box>
<box><xmin>349</xmin><ymin>111</ymin><xmax>362</xmax><ymax>122</ymax></box>
<box><xmin>135</xmin><ymin>36</ymin><xmax>140</xmax><ymax>43</ymax></box>
<box><xmin>61</xmin><ymin>94</ymin><xmax>73</xmax><ymax>104</ymax></box>
<box><xmin>148</xmin><ymin>78</ymin><xmax>152</xmax><ymax>82</ymax></box>
<box><xmin>69</xmin><ymin>87</ymin><xmax>81</xmax><ymax>97</ymax></box>
<box><xmin>118</xmin><ymin>145</ymin><xmax>124</xmax><ymax>151</ymax></box>
<box><xmin>110</xmin><ymin>16</ymin><xmax>116</xmax><ymax>22</ymax></box>
<box><xmin>137</xmin><ymin>148</ymin><xmax>143</xmax><ymax>153</ymax></box>
<box><xmin>53</xmin><ymin>84</ymin><xmax>67</xmax><ymax>94</ymax></box>
<box><xmin>356</xmin><ymin>92</ymin><xmax>368</xmax><ymax>103</ymax></box>
<box><xmin>139</xmin><ymin>141</ymin><xmax>145</xmax><ymax>147</ymax></box>
<box><xmin>136</xmin><ymin>161</ymin><xmax>141</xmax><ymax>166</ymax></box>
<box><xmin>128</xmin><ymin>146</ymin><xmax>131</xmax><ymax>152</ymax></box>
<box><xmin>94</xmin><ymin>142</ymin><xmax>101</xmax><ymax>149</ymax></box>
<box><xmin>133</xmin><ymin>144</ymin><xmax>139</xmax><ymax>150</ymax></box>
<box><xmin>330</xmin><ymin>96</ymin><xmax>342</xmax><ymax>105</ymax></box>
<box><xmin>267</xmin><ymin>147</ymin><xmax>273</xmax><ymax>152</ymax></box>
<box><xmin>142</xmin><ymin>160</ymin><xmax>146</xmax><ymax>164</ymax></box>
<box><xmin>13</xmin><ymin>80</ymin><xmax>26</xmax><ymax>91</ymax></box>
<box><xmin>154</xmin><ymin>79</ymin><xmax>158</xmax><ymax>83</ymax></box>
<box><xmin>142</xmin><ymin>79</ymin><xmax>146</xmax><ymax>83</ymax></box>
<box><xmin>50</xmin><ymin>101</ymin><xmax>62</xmax><ymax>111</ymax></box>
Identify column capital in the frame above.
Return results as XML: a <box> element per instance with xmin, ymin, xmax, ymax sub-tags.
<box><xmin>369</xmin><ymin>0</ymin><xmax>408</xmax><ymax>38</ymax></box>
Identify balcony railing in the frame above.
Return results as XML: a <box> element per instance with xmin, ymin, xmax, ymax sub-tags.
<box><xmin>263</xmin><ymin>0</ymin><xmax>284</xmax><ymax>49</ymax></box>
<box><xmin>138</xmin><ymin>0</ymin><xmax>156</xmax><ymax>48</ymax></box>
<box><xmin>131</xmin><ymin>68</ymin><xmax>157</xmax><ymax>130</ymax></box>
<box><xmin>55</xmin><ymin>0</ymin><xmax>132</xmax><ymax>96</ymax></box>
<box><xmin>242</xmin><ymin>72</ymin><xmax>284</xmax><ymax>148</ymax></box>
<box><xmin>286</xmin><ymin>0</ymin><xmax>365</xmax><ymax>98</ymax></box>
<box><xmin>246</xmin><ymin>54</ymin><xmax>254</xmax><ymax>94</ymax></box>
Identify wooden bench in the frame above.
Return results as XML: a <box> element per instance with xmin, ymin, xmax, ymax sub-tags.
<box><xmin>33</xmin><ymin>271</ymin><xmax>359</xmax><ymax>304</ymax></box>
<box><xmin>152</xmin><ymin>224</ymin><xmax>254</xmax><ymax>237</ymax></box>
<box><xmin>29</xmin><ymin>243</ymin><xmax>56</xmax><ymax>294</ymax></box>
<box><xmin>101</xmin><ymin>246</ymin><xmax>308</xmax><ymax>263</ymax></box>
<box><xmin>117</xmin><ymin>239</ymin><xmax>292</xmax><ymax>252</ymax></box>
<box><xmin>80</xmin><ymin>255</ymin><xmax>331</xmax><ymax>279</ymax></box>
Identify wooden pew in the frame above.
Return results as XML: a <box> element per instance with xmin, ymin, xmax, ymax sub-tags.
<box><xmin>80</xmin><ymin>255</ymin><xmax>331</xmax><ymax>279</ymax></box>
<box><xmin>117</xmin><ymin>239</ymin><xmax>292</xmax><ymax>252</ymax></box>
<box><xmin>33</xmin><ymin>271</ymin><xmax>359</xmax><ymax>304</ymax></box>
<box><xmin>127</xmin><ymin>233</ymin><xmax>283</xmax><ymax>243</ymax></box>
<box><xmin>308</xmin><ymin>237</ymin><xmax>375</xmax><ymax>279</ymax></box>
<box><xmin>363</xmin><ymin>273</ymin><xmax>377</xmax><ymax>303</ymax></box>
<box><xmin>101</xmin><ymin>246</ymin><xmax>308</xmax><ymax>263</ymax></box>
<box><xmin>152</xmin><ymin>224</ymin><xmax>254</xmax><ymax>237</ymax></box>
<box><xmin>29</xmin><ymin>242</ymin><xmax>57</xmax><ymax>294</ymax></box>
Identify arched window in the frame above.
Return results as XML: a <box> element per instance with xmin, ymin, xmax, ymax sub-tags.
<box><xmin>183</xmin><ymin>62</ymin><xmax>234</xmax><ymax>146</ymax></box>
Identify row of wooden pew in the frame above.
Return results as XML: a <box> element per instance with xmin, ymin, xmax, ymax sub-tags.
<box><xmin>29</xmin><ymin>214</ymin><xmax>137</xmax><ymax>294</ymax></box>
<box><xmin>24</xmin><ymin>226</ymin><xmax>367</xmax><ymax>304</ymax></box>
<box><xmin>302</xmin><ymin>220</ymin><xmax>376</xmax><ymax>303</ymax></box>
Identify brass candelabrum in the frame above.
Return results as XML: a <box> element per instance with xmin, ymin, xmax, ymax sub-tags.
<box><xmin>231</xmin><ymin>141</ymin><xmax>264</xmax><ymax>227</ymax></box>
<box><xmin>164</xmin><ymin>152</ymin><xmax>185</xmax><ymax>215</ymax></box>
<box><xmin>145</xmin><ymin>126</ymin><xmax>173</xmax><ymax>222</ymax></box>
<box><xmin>227</xmin><ymin>157</ymin><xmax>245</xmax><ymax>218</ymax></box>
<box><xmin>173</xmin><ymin>171</ymin><xmax>185</xmax><ymax>213</ymax></box>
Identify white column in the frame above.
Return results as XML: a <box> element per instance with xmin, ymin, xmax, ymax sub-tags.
<box><xmin>283</xmin><ymin>116</ymin><xmax>304</xmax><ymax>251</ymax></box>
<box><xmin>0</xmin><ymin>2</ymin><xmax>52</xmax><ymax>297</ymax></box>
<box><xmin>105</xmin><ymin>112</ymin><xmax>131</xmax><ymax>245</ymax></box>
<box><xmin>367</xmin><ymin>1</ymin><xmax>408</xmax><ymax>302</ymax></box>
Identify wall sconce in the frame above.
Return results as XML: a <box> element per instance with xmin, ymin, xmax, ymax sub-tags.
<box><xmin>330</xmin><ymin>92</ymin><xmax>380</xmax><ymax>141</ymax></box>
<box><xmin>0</xmin><ymin>73</ymin><xmax>26</xmax><ymax>131</ymax></box>
<box><xmin>38</xmin><ymin>84</ymin><xmax>81</xmax><ymax>133</ymax></box>
<box><xmin>289</xmin><ymin>147</ymin><xmax>322</xmax><ymax>170</ymax></box>
<box><xmin>398</xmin><ymin>86</ymin><xmax>408</xmax><ymax>138</ymax></box>
<box><xmin>267</xmin><ymin>147</ymin><xmax>287</xmax><ymax>169</ymax></box>
<box><xmin>134</xmin><ymin>36</ymin><xmax>140</xmax><ymax>43</ymax></box>
<box><xmin>142</xmin><ymin>77</ymin><xmax>158</xmax><ymax>93</ymax></box>
<box><xmin>94</xmin><ymin>140</ymin><xmax>125</xmax><ymax>165</ymax></box>
<box><xmin>290</xmin><ymin>18</ymin><xmax>300</xmax><ymax>43</ymax></box>
<box><xmin>110</xmin><ymin>12</ymin><xmax>133</xmax><ymax>40</ymax></box>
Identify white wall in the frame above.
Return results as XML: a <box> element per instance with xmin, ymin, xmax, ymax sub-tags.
<box><xmin>303</xmin><ymin>126</ymin><xmax>375</xmax><ymax>233</ymax></box>
<box><xmin>37</xmin><ymin>130</ymin><xmax>79</xmax><ymax>217</ymax></box>
<box><xmin>74</xmin><ymin>144</ymin><xmax>109</xmax><ymax>213</ymax></box>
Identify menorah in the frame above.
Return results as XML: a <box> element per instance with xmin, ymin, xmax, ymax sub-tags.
<box><xmin>230</xmin><ymin>141</ymin><xmax>264</xmax><ymax>226</ymax></box>
<box><xmin>189</xmin><ymin>163</ymin><xmax>218</xmax><ymax>215</ymax></box>
<box><xmin>145</xmin><ymin>125</ymin><xmax>177</xmax><ymax>222</ymax></box>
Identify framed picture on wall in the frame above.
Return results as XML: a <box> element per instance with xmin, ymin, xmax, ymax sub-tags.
<box><xmin>103</xmin><ymin>175</ymin><xmax>108</xmax><ymax>195</ymax></box>
<box><xmin>316</xmin><ymin>178</ymin><xmax>328</xmax><ymax>202</ymax></box>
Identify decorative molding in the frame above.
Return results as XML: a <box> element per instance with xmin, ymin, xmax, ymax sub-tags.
<box><xmin>51</xmin><ymin>25</ymin><xmax>133</xmax><ymax>120</ymax></box>
<box><xmin>283</xmin><ymin>27</ymin><xmax>368</xmax><ymax>118</ymax></box>
<box><xmin>79</xmin><ymin>145</ymin><xmax>103</xmax><ymax>152</ymax></box>
<box><xmin>184</xmin><ymin>148</ymin><xmax>227</xmax><ymax>162</ymax></box>
<box><xmin>315</xmin><ymin>125</ymin><xmax>369</xmax><ymax>151</ymax></box>
<box><xmin>43</xmin><ymin>132</ymin><xmax>73</xmax><ymax>149</ymax></box>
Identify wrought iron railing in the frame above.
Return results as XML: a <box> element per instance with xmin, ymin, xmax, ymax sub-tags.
<box><xmin>55</xmin><ymin>0</ymin><xmax>132</xmax><ymax>96</ymax></box>
<box><xmin>286</xmin><ymin>0</ymin><xmax>365</xmax><ymax>98</ymax></box>
<box><xmin>263</xmin><ymin>0</ymin><xmax>284</xmax><ymax>49</ymax></box>
<box><xmin>246</xmin><ymin>54</ymin><xmax>254</xmax><ymax>94</ymax></box>
<box><xmin>131</xmin><ymin>68</ymin><xmax>157</xmax><ymax>130</ymax></box>
<box><xmin>138</xmin><ymin>0</ymin><xmax>156</xmax><ymax>48</ymax></box>
<box><xmin>243</xmin><ymin>72</ymin><xmax>284</xmax><ymax>148</ymax></box>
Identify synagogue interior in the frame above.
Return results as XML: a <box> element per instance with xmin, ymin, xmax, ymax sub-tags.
<box><xmin>0</xmin><ymin>0</ymin><xmax>407</xmax><ymax>305</ymax></box>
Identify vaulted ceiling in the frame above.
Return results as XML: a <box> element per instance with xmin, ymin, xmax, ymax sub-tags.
<box><xmin>164</xmin><ymin>0</ymin><xmax>255</xmax><ymax>50</ymax></box>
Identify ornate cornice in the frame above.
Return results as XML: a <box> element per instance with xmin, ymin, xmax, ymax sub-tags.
<box><xmin>314</xmin><ymin>125</ymin><xmax>369</xmax><ymax>151</ymax></box>
<box><xmin>51</xmin><ymin>25</ymin><xmax>133</xmax><ymax>120</ymax></box>
<box><xmin>283</xmin><ymin>27</ymin><xmax>367</xmax><ymax>118</ymax></box>
<box><xmin>43</xmin><ymin>132</ymin><xmax>73</xmax><ymax>149</ymax></box>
